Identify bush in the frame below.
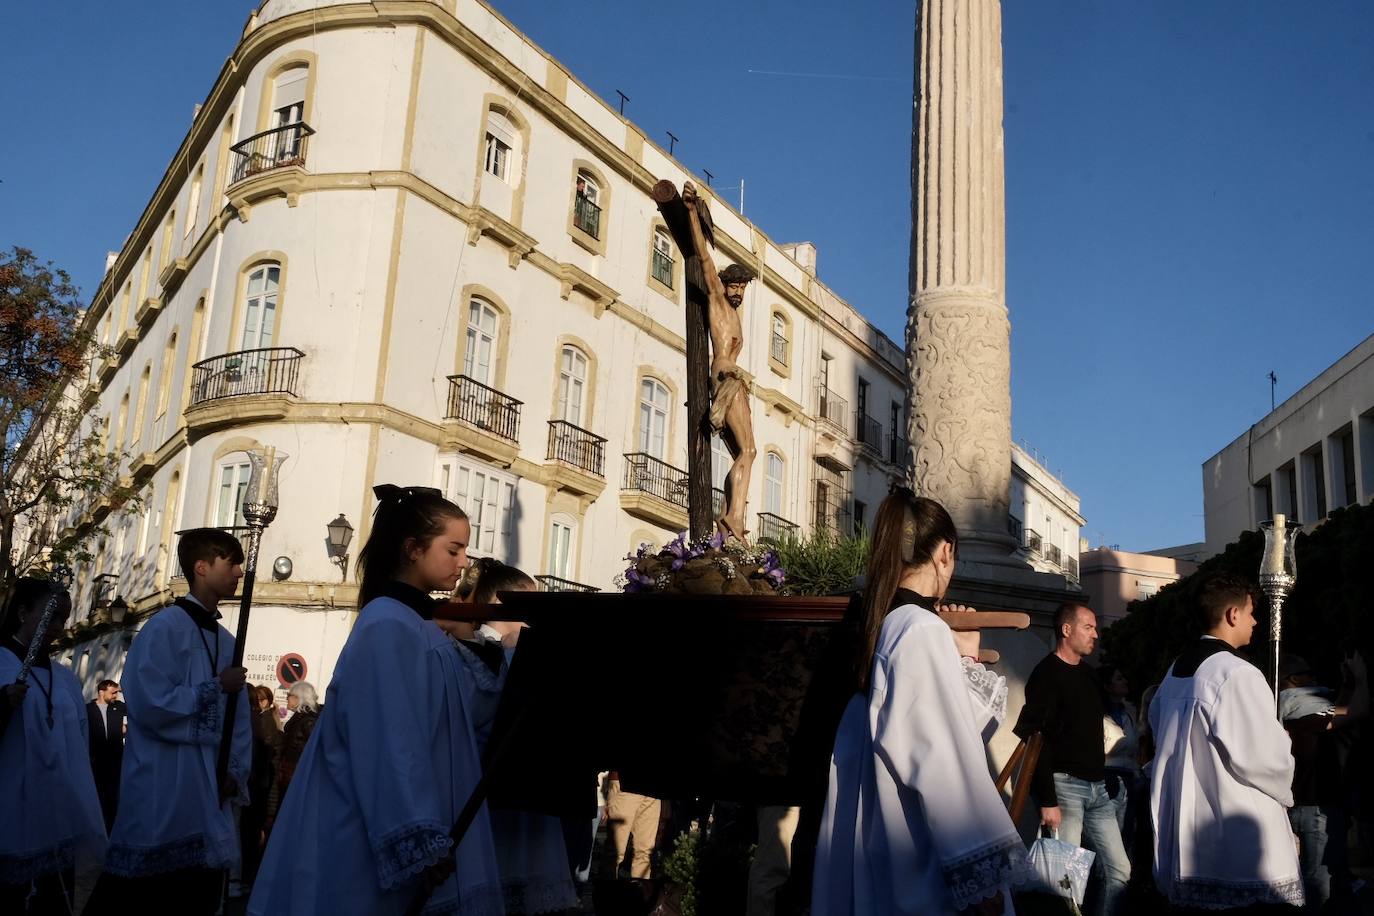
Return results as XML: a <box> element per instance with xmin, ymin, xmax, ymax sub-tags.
<box><xmin>770</xmin><ymin>528</ymin><xmax>869</xmax><ymax>597</ymax></box>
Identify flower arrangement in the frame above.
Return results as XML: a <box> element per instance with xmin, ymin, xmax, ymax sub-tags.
<box><xmin>616</xmin><ymin>530</ymin><xmax>786</xmax><ymax>596</ymax></box>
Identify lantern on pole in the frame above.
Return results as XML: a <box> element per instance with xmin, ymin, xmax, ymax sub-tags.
<box><xmin>1258</xmin><ymin>514</ymin><xmax>1299</xmax><ymax>708</ymax></box>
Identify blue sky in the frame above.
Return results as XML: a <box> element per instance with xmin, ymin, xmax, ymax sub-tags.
<box><xmin>2</xmin><ymin>1</ymin><xmax>1371</xmax><ymax>551</ymax></box>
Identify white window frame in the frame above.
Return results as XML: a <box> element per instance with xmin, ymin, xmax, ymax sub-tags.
<box><xmin>215</xmin><ymin>460</ymin><xmax>252</xmax><ymax>528</ymax></box>
<box><xmin>770</xmin><ymin>313</ymin><xmax>788</xmax><ymax>365</ymax></box>
<box><xmin>242</xmin><ymin>264</ymin><xmax>280</xmax><ymax>351</ymax></box>
<box><xmin>576</xmin><ymin>171</ymin><xmax>600</xmax><ymax>206</ymax></box>
<box><xmin>484</xmin><ymin>110</ymin><xmax>516</xmax><ymax>183</ymax></box>
<box><xmin>463</xmin><ymin>298</ymin><xmax>499</xmax><ymax>386</ymax></box>
<box><xmin>441</xmin><ymin>456</ymin><xmax>517</xmax><ymax>560</ymax></box>
<box><xmin>764</xmin><ymin>452</ymin><xmax>784</xmax><ymax>516</ymax></box>
<box><xmin>547</xmin><ymin>513</ymin><xmax>577</xmax><ymax>581</ymax></box>
<box><xmin>558</xmin><ymin>346</ymin><xmax>588</xmax><ymax>425</ymax></box>
<box><xmin>638</xmin><ymin>378</ymin><xmax>670</xmax><ymax>460</ymax></box>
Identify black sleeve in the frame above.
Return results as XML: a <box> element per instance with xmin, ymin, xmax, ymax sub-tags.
<box><xmin>1015</xmin><ymin>663</ymin><xmax>1059</xmax><ymax>808</ymax></box>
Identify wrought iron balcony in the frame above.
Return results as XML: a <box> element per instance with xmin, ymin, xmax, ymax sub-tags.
<box><xmin>573</xmin><ymin>194</ymin><xmax>601</xmax><ymax>239</ymax></box>
<box><xmin>622</xmin><ymin>452</ymin><xmax>689</xmax><ymax>509</ymax></box>
<box><xmin>856</xmin><ymin>413</ymin><xmax>884</xmax><ymax>455</ymax></box>
<box><xmin>816</xmin><ymin>385</ymin><xmax>848</xmax><ymax>432</ymax></box>
<box><xmin>229</xmin><ymin>122</ymin><xmax>315</xmax><ymax>185</ymax></box>
<box><xmin>535</xmin><ymin>574</ymin><xmax>598</xmax><ymax>593</ymax></box>
<box><xmin>1025</xmin><ymin>528</ymin><xmax>1042</xmax><ymax>556</ymax></box>
<box><xmin>757</xmin><ymin>512</ymin><xmax>800</xmax><ymax>542</ymax></box>
<box><xmin>887</xmin><ymin>434</ymin><xmax>909</xmax><ymax>466</ymax></box>
<box><xmin>813</xmin><ymin>493</ymin><xmax>854</xmax><ymax>538</ymax></box>
<box><xmin>770</xmin><ymin>331</ymin><xmax>788</xmax><ymax>365</ymax></box>
<box><xmin>190</xmin><ymin>347</ymin><xmax>304</xmax><ymax>406</ymax></box>
<box><xmin>170</xmin><ymin>526</ymin><xmax>253</xmax><ymax>580</ymax></box>
<box><xmin>1007</xmin><ymin>515</ymin><xmax>1024</xmax><ymax>542</ymax></box>
<box><xmin>1064</xmin><ymin>555</ymin><xmax>1080</xmax><ymax>582</ymax></box>
<box><xmin>547</xmin><ymin>420</ymin><xmax>606</xmax><ymax>476</ymax></box>
<box><xmin>651</xmin><ymin>248</ymin><xmax>674</xmax><ymax>287</ymax></box>
<box><xmin>1046</xmin><ymin>543</ymin><xmax>1063</xmax><ymax>567</ymax></box>
<box><xmin>445</xmin><ymin>375</ymin><xmax>522</xmax><ymax>442</ymax></box>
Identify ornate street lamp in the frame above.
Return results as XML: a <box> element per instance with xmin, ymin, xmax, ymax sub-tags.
<box><xmin>217</xmin><ymin>445</ymin><xmax>286</xmax><ymax>788</ymax></box>
<box><xmin>326</xmin><ymin>513</ymin><xmax>354</xmax><ymax>582</ymax></box>
<box><xmin>1259</xmin><ymin>514</ymin><xmax>1299</xmax><ymax>708</ymax></box>
<box><xmin>109</xmin><ymin>595</ymin><xmax>129</xmax><ymax>626</ymax></box>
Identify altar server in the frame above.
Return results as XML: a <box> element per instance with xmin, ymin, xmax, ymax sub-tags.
<box><xmin>0</xmin><ymin>578</ymin><xmax>106</xmax><ymax>914</ymax></box>
<box><xmin>87</xmin><ymin>527</ymin><xmax>253</xmax><ymax>914</ymax></box>
<box><xmin>813</xmin><ymin>489</ymin><xmax>1026</xmax><ymax>916</ymax></box>
<box><xmin>1148</xmin><ymin>571</ymin><xmax>1304</xmax><ymax>911</ymax></box>
<box><xmin>249</xmin><ymin>485</ymin><xmax>504</xmax><ymax>916</ymax></box>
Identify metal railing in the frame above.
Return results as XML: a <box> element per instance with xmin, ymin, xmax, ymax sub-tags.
<box><xmin>546</xmin><ymin>420</ymin><xmax>606</xmax><ymax>476</ymax></box>
<box><xmin>887</xmin><ymin>434</ymin><xmax>908</xmax><ymax>466</ymax></box>
<box><xmin>445</xmin><ymin>375</ymin><xmax>522</xmax><ymax>442</ymax></box>
<box><xmin>170</xmin><ymin>526</ymin><xmax>254</xmax><ymax>580</ymax></box>
<box><xmin>622</xmin><ymin>452</ymin><xmax>689</xmax><ymax>509</ymax></box>
<box><xmin>816</xmin><ymin>385</ymin><xmax>848</xmax><ymax>431</ymax></box>
<box><xmin>813</xmin><ymin>486</ymin><xmax>854</xmax><ymax>538</ymax></box>
<box><xmin>651</xmin><ymin>248</ymin><xmax>674</xmax><ymax>287</ymax></box>
<box><xmin>1007</xmin><ymin>515</ymin><xmax>1023</xmax><ymax>543</ymax></box>
<box><xmin>573</xmin><ymin>194</ymin><xmax>601</xmax><ymax>239</ymax></box>
<box><xmin>770</xmin><ymin>331</ymin><xmax>788</xmax><ymax>365</ymax></box>
<box><xmin>229</xmin><ymin>122</ymin><xmax>315</xmax><ymax>185</ymax></box>
<box><xmin>757</xmin><ymin>512</ymin><xmax>799</xmax><ymax>542</ymax></box>
<box><xmin>1064</xmin><ymin>555</ymin><xmax>1079</xmax><ymax>582</ymax></box>
<box><xmin>190</xmin><ymin>347</ymin><xmax>304</xmax><ymax>405</ymax></box>
<box><xmin>535</xmin><ymin>574</ymin><xmax>598</xmax><ymax>593</ymax></box>
<box><xmin>856</xmin><ymin>413</ymin><xmax>884</xmax><ymax>455</ymax></box>
<box><xmin>1025</xmin><ymin>528</ymin><xmax>1042</xmax><ymax>556</ymax></box>
<box><xmin>1046</xmin><ymin>543</ymin><xmax>1063</xmax><ymax>567</ymax></box>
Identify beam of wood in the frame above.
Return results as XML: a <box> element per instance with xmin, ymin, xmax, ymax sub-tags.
<box><xmin>937</xmin><ymin>610</ymin><xmax>1029</xmax><ymax>631</ymax></box>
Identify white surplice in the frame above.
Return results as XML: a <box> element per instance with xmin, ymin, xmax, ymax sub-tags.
<box><xmin>1149</xmin><ymin>639</ymin><xmax>1304</xmax><ymax>909</ymax></box>
<box><xmin>248</xmin><ymin>594</ymin><xmax>504</xmax><ymax>916</ymax></box>
<box><xmin>0</xmin><ymin>648</ymin><xmax>107</xmax><ymax>884</ymax></box>
<box><xmin>813</xmin><ymin>601</ymin><xmax>1026</xmax><ymax>916</ymax></box>
<box><xmin>104</xmin><ymin>599</ymin><xmax>251</xmax><ymax>876</ymax></box>
<box><xmin>453</xmin><ymin>638</ymin><xmax>577</xmax><ymax>915</ymax></box>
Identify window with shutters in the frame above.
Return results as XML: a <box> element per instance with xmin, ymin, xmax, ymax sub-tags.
<box><xmin>463</xmin><ymin>298</ymin><xmax>499</xmax><ymax>387</ymax></box>
<box><xmin>441</xmin><ymin>457</ymin><xmax>517</xmax><ymax>560</ymax></box>
<box><xmin>241</xmin><ymin>263</ymin><xmax>280</xmax><ymax>350</ymax></box>
<box><xmin>558</xmin><ymin>346</ymin><xmax>588</xmax><ymax>424</ymax></box>
<box><xmin>216</xmin><ymin>461</ymin><xmax>252</xmax><ymax>528</ymax></box>
<box><xmin>638</xmin><ymin>378</ymin><xmax>670</xmax><ymax>460</ymax></box>
<box><xmin>484</xmin><ymin>110</ymin><xmax>516</xmax><ymax>182</ymax></box>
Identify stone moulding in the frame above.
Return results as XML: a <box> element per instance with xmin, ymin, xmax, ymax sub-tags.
<box><xmin>184</xmin><ymin>394</ymin><xmax>296</xmax><ymax>441</ymax></box>
<box><xmin>543</xmin><ymin>460</ymin><xmax>606</xmax><ymax>501</ymax></box>
<box><xmin>439</xmin><ymin>420</ymin><xmax>519</xmax><ymax>468</ymax></box>
<box><xmin>619</xmin><ymin>490</ymin><xmax>688</xmax><ymax>532</ymax></box>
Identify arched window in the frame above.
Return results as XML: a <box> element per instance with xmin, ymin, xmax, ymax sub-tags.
<box><xmin>558</xmin><ymin>346</ymin><xmax>588</xmax><ymax>424</ymax></box>
<box><xmin>573</xmin><ymin>170</ymin><xmax>601</xmax><ymax>239</ymax></box>
<box><xmin>160</xmin><ymin>210</ymin><xmax>176</xmax><ymax>270</ymax></box>
<box><xmin>651</xmin><ymin>227</ymin><xmax>674</xmax><ymax>288</ymax></box>
<box><xmin>638</xmin><ymin>378</ymin><xmax>670</xmax><ymax>460</ymax></box>
<box><xmin>138</xmin><ymin>246</ymin><xmax>153</xmax><ymax>304</ymax></box>
<box><xmin>157</xmin><ymin>471</ymin><xmax>181</xmax><ymax>587</ymax></box>
<box><xmin>764</xmin><ymin>452</ymin><xmax>784</xmax><ymax>516</ymax></box>
<box><xmin>771</xmin><ymin>312</ymin><xmax>789</xmax><ymax>365</ymax></box>
<box><xmin>185</xmin><ymin>163</ymin><xmax>203</xmax><ymax>239</ymax></box>
<box><xmin>155</xmin><ymin>332</ymin><xmax>178</xmax><ymax>418</ymax></box>
<box><xmin>711</xmin><ymin>434</ymin><xmax>731</xmax><ymax>516</ymax></box>
<box><xmin>113</xmin><ymin>392</ymin><xmax>130</xmax><ymax>454</ymax></box>
<box><xmin>484</xmin><ymin>109</ymin><xmax>517</xmax><ymax>182</ymax></box>
<box><xmin>271</xmin><ymin>67</ymin><xmax>309</xmax><ymax>162</ymax></box>
<box><xmin>216</xmin><ymin>458</ymin><xmax>252</xmax><ymax>528</ymax></box>
<box><xmin>132</xmin><ymin>364</ymin><xmax>151</xmax><ymax>446</ymax></box>
<box><xmin>547</xmin><ymin>513</ymin><xmax>577</xmax><ymax>580</ymax></box>
<box><xmin>241</xmin><ymin>263</ymin><xmax>280</xmax><ymax>350</ymax></box>
<box><xmin>463</xmin><ymin>298</ymin><xmax>499</xmax><ymax>386</ymax></box>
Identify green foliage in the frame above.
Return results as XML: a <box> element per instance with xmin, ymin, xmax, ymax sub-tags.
<box><xmin>658</xmin><ymin>826</ymin><xmax>754</xmax><ymax>916</ymax></box>
<box><xmin>771</xmin><ymin>527</ymin><xmax>870</xmax><ymax>597</ymax></box>
<box><xmin>1101</xmin><ymin>500</ymin><xmax>1374</xmax><ymax>696</ymax></box>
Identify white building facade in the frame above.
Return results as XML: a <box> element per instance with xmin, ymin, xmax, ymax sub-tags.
<box><xmin>1203</xmin><ymin>334</ymin><xmax>1374</xmax><ymax>558</ymax></box>
<box><xmin>1008</xmin><ymin>443</ymin><xmax>1085</xmax><ymax>586</ymax></box>
<box><xmin>47</xmin><ymin>0</ymin><xmax>913</xmax><ymax>692</ymax></box>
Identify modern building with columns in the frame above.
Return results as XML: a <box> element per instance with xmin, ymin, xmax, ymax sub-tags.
<box><xmin>1203</xmin><ymin>333</ymin><xmax>1374</xmax><ymax>558</ymax></box>
<box><xmin>45</xmin><ymin>0</ymin><xmax>924</xmax><ymax>692</ymax></box>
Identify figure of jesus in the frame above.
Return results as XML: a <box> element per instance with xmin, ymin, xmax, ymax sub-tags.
<box><xmin>680</xmin><ymin>181</ymin><xmax>757</xmax><ymax>542</ymax></box>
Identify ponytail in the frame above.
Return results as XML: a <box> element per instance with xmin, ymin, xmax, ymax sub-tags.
<box><xmin>855</xmin><ymin>487</ymin><xmax>958</xmax><ymax>693</ymax></box>
<box><xmin>357</xmin><ymin>484</ymin><xmax>467</xmax><ymax>608</ymax></box>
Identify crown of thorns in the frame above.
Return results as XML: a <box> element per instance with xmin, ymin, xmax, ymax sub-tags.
<box><xmin>718</xmin><ymin>264</ymin><xmax>757</xmax><ymax>285</ymax></box>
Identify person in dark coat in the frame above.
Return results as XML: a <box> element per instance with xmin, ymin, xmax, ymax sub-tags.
<box><xmin>86</xmin><ymin>678</ymin><xmax>126</xmax><ymax>830</ymax></box>
<box><xmin>267</xmin><ymin>680</ymin><xmax>319</xmax><ymax>828</ymax></box>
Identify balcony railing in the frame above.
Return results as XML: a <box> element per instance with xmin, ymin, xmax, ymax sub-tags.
<box><xmin>1046</xmin><ymin>543</ymin><xmax>1063</xmax><ymax>567</ymax></box>
<box><xmin>1007</xmin><ymin>515</ymin><xmax>1023</xmax><ymax>543</ymax></box>
<box><xmin>170</xmin><ymin>526</ymin><xmax>253</xmax><ymax>580</ymax></box>
<box><xmin>816</xmin><ymin>385</ymin><xmax>848</xmax><ymax>431</ymax></box>
<box><xmin>547</xmin><ymin>421</ymin><xmax>606</xmax><ymax>476</ymax></box>
<box><xmin>190</xmin><ymin>347</ymin><xmax>304</xmax><ymax>406</ymax></box>
<box><xmin>622</xmin><ymin>452</ymin><xmax>689</xmax><ymax>509</ymax></box>
<box><xmin>535</xmin><ymin>574</ymin><xmax>598</xmax><ymax>593</ymax></box>
<box><xmin>229</xmin><ymin>122</ymin><xmax>315</xmax><ymax>185</ymax></box>
<box><xmin>856</xmin><ymin>413</ymin><xmax>883</xmax><ymax>455</ymax></box>
<box><xmin>757</xmin><ymin>512</ymin><xmax>800</xmax><ymax>542</ymax></box>
<box><xmin>1064</xmin><ymin>555</ymin><xmax>1080</xmax><ymax>582</ymax></box>
<box><xmin>1025</xmin><ymin>528</ymin><xmax>1042</xmax><ymax>556</ymax></box>
<box><xmin>813</xmin><ymin>490</ymin><xmax>854</xmax><ymax>538</ymax></box>
<box><xmin>446</xmin><ymin>375</ymin><xmax>522</xmax><ymax>442</ymax></box>
<box><xmin>887</xmin><ymin>434</ymin><xmax>909</xmax><ymax>466</ymax></box>
<box><xmin>651</xmin><ymin>248</ymin><xmax>674</xmax><ymax>287</ymax></box>
<box><xmin>573</xmin><ymin>194</ymin><xmax>601</xmax><ymax>239</ymax></box>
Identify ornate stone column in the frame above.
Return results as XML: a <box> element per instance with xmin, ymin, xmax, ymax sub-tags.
<box><xmin>907</xmin><ymin>0</ymin><xmax>1016</xmax><ymax>561</ymax></box>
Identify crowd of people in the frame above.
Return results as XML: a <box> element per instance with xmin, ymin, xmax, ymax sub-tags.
<box><xmin>1</xmin><ymin>482</ymin><xmax>1370</xmax><ymax>915</ymax></box>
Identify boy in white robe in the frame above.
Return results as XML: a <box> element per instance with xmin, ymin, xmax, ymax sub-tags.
<box><xmin>86</xmin><ymin>528</ymin><xmax>253</xmax><ymax>915</ymax></box>
<box><xmin>1149</xmin><ymin>572</ymin><xmax>1303</xmax><ymax>912</ymax></box>
<box><xmin>0</xmin><ymin>579</ymin><xmax>107</xmax><ymax>913</ymax></box>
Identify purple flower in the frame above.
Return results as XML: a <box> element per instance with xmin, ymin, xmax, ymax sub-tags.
<box><xmin>625</xmin><ymin>566</ymin><xmax>657</xmax><ymax>592</ymax></box>
<box><xmin>707</xmin><ymin>530</ymin><xmax>726</xmax><ymax>550</ymax></box>
<box><xmin>666</xmin><ymin>532</ymin><xmax>693</xmax><ymax>571</ymax></box>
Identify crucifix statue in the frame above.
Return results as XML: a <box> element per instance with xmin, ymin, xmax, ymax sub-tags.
<box><xmin>653</xmin><ymin>179</ymin><xmax>757</xmax><ymax>542</ymax></box>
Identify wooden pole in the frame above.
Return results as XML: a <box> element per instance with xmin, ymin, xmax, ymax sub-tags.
<box><xmin>653</xmin><ymin>179</ymin><xmax>713</xmax><ymax>540</ymax></box>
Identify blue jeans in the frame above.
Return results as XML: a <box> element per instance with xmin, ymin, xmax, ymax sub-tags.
<box><xmin>1289</xmin><ymin>804</ymin><xmax>1352</xmax><ymax>912</ymax></box>
<box><xmin>1053</xmin><ymin>773</ymin><xmax>1130</xmax><ymax>916</ymax></box>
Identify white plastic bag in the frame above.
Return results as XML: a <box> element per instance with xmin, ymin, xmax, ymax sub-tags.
<box><xmin>1023</xmin><ymin>828</ymin><xmax>1095</xmax><ymax>906</ymax></box>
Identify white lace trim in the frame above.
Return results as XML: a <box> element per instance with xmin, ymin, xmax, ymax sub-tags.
<box><xmin>423</xmin><ymin>878</ymin><xmax>506</xmax><ymax>916</ymax></box>
<box><xmin>943</xmin><ymin>833</ymin><xmax>1028</xmax><ymax>911</ymax></box>
<box><xmin>1170</xmin><ymin>874</ymin><xmax>1306</xmax><ymax>910</ymax></box>
<box><xmin>0</xmin><ymin>838</ymin><xmax>75</xmax><ymax>884</ymax></box>
<box><xmin>105</xmin><ymin>830</ymin><xmax>236</xmax><ymax>877</ymax></box>
<box><xmin>373</xmin><ymin>821</ymin><xmax>454</xmax><ymax>891</ymax></box>
<box><xmin>503</xmin><ymin>875</ymin><xmax>578</xmax><ymax>914</ymax></box>
<box><xmin>961</xmin><ymin>657</ymin><xmax>1008</xmax><ymax>724</ymax></box>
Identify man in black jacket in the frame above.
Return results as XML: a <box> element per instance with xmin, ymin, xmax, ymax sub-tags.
<box><xmin>1016</xmin><ymin>602</ymin><xmax>1129</xmax><ymax>916</ymax></box>
<box><xmin>87</xmin><ymin>678</ymin><xmax>126</xmax><ymax>830</ymax></box>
